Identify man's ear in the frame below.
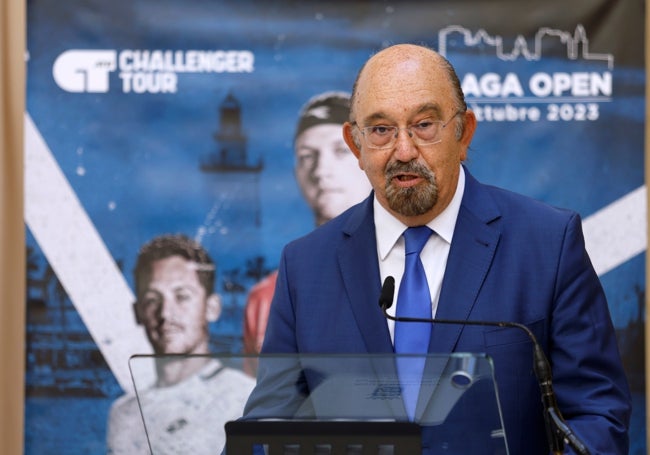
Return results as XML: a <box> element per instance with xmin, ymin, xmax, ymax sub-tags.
<box><xmin>205</xmin><ymin>293</ymin><xmax>222</xmax><ymax>323</ymax></box>
<box><xmin>133</xmin><ymin>302</ymin><xmax>143</xmax><ymax>325</ymax></box>
<box><xmin>343</xmin><ymin>122</ymin><xmax>362</xmax><ymax>161</ymax></box>
<box><xmin>459</xmin><ymin>110</ymin><xmax>477</xmax><ymax>160</ymax></box>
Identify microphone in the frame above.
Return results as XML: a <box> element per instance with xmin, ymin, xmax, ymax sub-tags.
<box><xmin>378</xmin><ymin>276</ymin><xmax>396</xmax><ymax>312</ymax></box>
<box><xmin>378</xmin><ymin>276</ymin><xmax>589</xmax><ymax>455</ymax></box>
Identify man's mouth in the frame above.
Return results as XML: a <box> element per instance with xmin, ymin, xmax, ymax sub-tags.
<box><xmin>159</xmin><ymin>324</ymin><xmax>183</xmax><ymax>338</ymax></box>
<box><xmin>392</xmin><ymin>173</ymin><xmax>424</xmax><ymax>187</ymax></box>
<box><xmin>316</xmin><ymin>187</ymin><xmax>343</xmax><ymax>198</ymax></box>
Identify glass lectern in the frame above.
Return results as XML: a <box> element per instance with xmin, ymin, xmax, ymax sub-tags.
<box><xmin>129</xmin><ymin>353</ymin><xmax>508</xmax><ymax>455</ymax></box>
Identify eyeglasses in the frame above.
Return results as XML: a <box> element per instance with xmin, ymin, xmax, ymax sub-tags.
<box><xmin>354</xmin><ymin>110</ymin><xmax>464</xmax><ymax>150</ymax></box>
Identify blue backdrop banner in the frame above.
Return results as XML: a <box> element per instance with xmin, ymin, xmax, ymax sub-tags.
<box><xmin>25</xmin><ymin>1</ymin><xmax>645</xmax><ymax>453</ymax></box>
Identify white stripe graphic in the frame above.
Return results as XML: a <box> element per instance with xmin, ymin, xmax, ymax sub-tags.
<box><xmin>24</xmin><ymin>113</ymin><xmax>153</xmax><ymax>392</ymax></box>
<box><xmin>583</xmin><ymin>185</ymin><xmax>647</xmax><ymax>276</ymax></box>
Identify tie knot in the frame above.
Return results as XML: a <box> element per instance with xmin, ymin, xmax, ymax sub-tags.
<box><xmin>403</xmin><ymin>226</ymin><xmax>432</xmax><ymax>255</ymax></box>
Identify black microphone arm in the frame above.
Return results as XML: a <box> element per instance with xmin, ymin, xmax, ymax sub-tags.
<box><xmin>379</xmin><ymin>276</ymin><xmax>589</xmax><ymax>455</ymax></box>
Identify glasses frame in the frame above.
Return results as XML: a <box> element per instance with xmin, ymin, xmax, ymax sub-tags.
<box><xmin>354</xmin><ymin>109</ymin><xmax>465</xmax><ymax>150</ymax></box>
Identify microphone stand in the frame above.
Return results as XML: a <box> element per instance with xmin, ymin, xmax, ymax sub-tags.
<box><xmin>378</xmin><ymin>276</ymin><xmax>589</xmax><ymax>455</ymax></box>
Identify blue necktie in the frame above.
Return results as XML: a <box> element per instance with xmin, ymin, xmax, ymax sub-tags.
<box><xmin>394</xmin><ymin>226</ymin><xmax>433</xmax><ymax>420</ymax></box>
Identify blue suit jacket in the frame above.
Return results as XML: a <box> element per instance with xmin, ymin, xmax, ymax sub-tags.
<box><xmin>251</xmin><ymin>167</ymin><xmax>631</xmax><ymax>454</ymax></box>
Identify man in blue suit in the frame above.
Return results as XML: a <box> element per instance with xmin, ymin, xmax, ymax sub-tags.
<box><xmin>243</xmin><ymin>44</ymin><xmax>631</xmax><ymax>454</ymax></box>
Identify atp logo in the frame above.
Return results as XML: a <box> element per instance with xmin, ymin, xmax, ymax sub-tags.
<box><xmin>53</xmin><ymin>50</ymin><xmax>117</xmax><ymax>93</ymax></box>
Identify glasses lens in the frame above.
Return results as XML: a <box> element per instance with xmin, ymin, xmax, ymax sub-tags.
<box><xmin>360</xmin><ymin>118</ymin><xmax>449</xmax><ymax>149</ymax></box>
<box><xmin>365</xmin><ymin>126</ymin><xmax>395</xmax><ymax>148</ymax></box>
<box><xmin>411</xmin><ymin>122</ymin><xmax>441</xmax><ymax>143</ymax></box>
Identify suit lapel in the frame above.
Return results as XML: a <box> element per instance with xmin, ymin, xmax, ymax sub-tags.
<box><xmin>428</xmin><ymin>169</ymin><xmax>501</xmax><ymax>354</ymax></box>
<box><xmin>337</xmin><ymin>195</ymin><xmax>394</xmax><ymax>354</ymax></box>
<box><xmin>416</xmin><ymin>169</ymin><xmax>501</xmax><ymax>420</ymax></box>
<box><xmin>334</xmin><ymin>173</ymin><xmax>502</xmax><ymax>420</ymax></box>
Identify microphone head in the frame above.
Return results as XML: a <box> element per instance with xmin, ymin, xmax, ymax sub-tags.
<box><xmin>379</xmin><ymin>276</ymin><xmax>395</xmax><ymax>311</ymax></box>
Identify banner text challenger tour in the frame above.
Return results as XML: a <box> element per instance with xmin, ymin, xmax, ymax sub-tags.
<box><xmin>119</xmin><ymin>50</ymin><xmax>254</xmax><ymax>93</ymax></box>
<box><xmin>119</xmin><ymin>50</ymin><xmax>254</xmax><ymax>73</ymax></box>
<box><xmin>53</xmin><ymin>49</ymin><xmax>255</xmax><ymax>94</ymax></box>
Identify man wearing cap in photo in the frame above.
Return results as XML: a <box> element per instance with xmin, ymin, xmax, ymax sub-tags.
<box><xmin>243</xmin><ymin>92</ymin><xmax>372</xmax><ymax>370</ymax></box>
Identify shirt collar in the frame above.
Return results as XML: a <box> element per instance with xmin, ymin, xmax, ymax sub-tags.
<box><xmin>375</xmin><ymin>165</ymin><xmax>465</xmax><ymax>260</ymax></box>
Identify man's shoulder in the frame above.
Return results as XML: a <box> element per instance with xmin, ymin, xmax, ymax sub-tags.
<box><xmin>468</xmin><ymin>172</ymin><xmax>577</xmax><ymax>224</ymax></box>
<box><xmin>488</xmin><ymin>184</ymin><xmax>576</xmax><ymax>220</ymax></box>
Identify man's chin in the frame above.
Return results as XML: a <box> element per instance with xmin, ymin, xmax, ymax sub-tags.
<box><xmin>316</xmin><ymin>195</ymin><xmax>349</xmax><ymax>218</ymax></box>
<box><xmin>153</xmin><ymin>335</ymin><xmax>186</xmax><ymax>354</ymax></box>
<box><xmin>156</xmin><ymin>347</ymin><xmax>186</xmax><ymax>356</ymax></box>
<box><xmin>387</xmin><ymin>187</ymin><xmax>437</xmax><ymax>217</ymax></box>
<box><xmin>316</xmin><ymin>207</ymin><xmax>344</xmax><ymax>225</ymax></box>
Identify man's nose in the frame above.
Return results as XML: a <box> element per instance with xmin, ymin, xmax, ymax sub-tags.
<box><xmin>313</xmin><ymin>151</ymin><xmax>336</xmax><ymax>179</ymax></box>
<box><xmin>393</xmin><ymin>128</ymin><xmax>419</xmax><ymax>161</ymax></box>
<box><xmin>159</xmin><ymin>297</ymin><xmax>174</xmax><ymax>320</ymax></box>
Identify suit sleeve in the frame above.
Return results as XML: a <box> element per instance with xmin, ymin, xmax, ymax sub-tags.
<box><xmin>260</xmin><ymin>246</ymin><xmax>299</xmax><ymax>354</ymax></box>
<box><xmin>241</xmin><ymin>246</ymin><xmax>314</xmax><ymax>421</ymax></box>
<box><xmin>550</xmin><ymin>212</ymin><xmax>631</xmax><ymax>454</ymax></box>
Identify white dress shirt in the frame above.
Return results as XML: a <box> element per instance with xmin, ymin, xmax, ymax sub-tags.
<box><xmin>374</xmin><ymin>165</ymin><xmax>465</xmax><ymax>343</ymax></box>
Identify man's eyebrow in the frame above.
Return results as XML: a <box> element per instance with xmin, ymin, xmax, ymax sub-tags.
<box><xmin>140</xmin><ymin>289</ymin><xmax>162</xmax><ymax>299</ymax></box>
<box><xmin>172</xmin><ymin>284</ymin><xmax>200</xmax><ymax>294</ymax></box>
<box><xmin>359</xmin><ymin>103</ymin><xmax>444</xmax><ymax>125</ymax></box>
<box><xmin>360</xmin><ymin>112</ymin><xmax>392</xmax><ymax>125</ymax></box>
<box><xmin>415</xmin><ymin>103</ymin><xmax>443</xmax><ymax>118</ymax></box>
